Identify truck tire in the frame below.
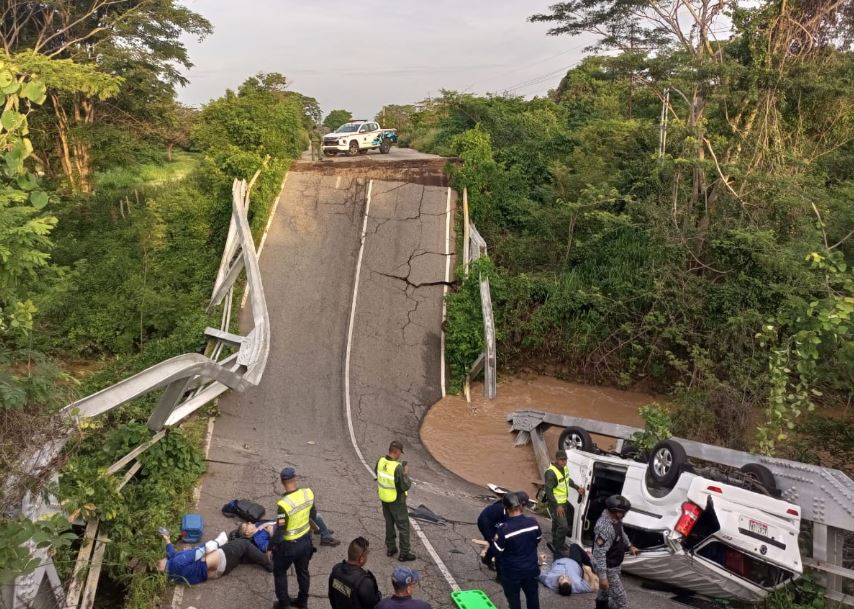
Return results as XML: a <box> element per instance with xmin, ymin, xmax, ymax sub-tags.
<box><xmin>380</xmin><ymin>139</ymin><xmax>391</xmax><ymax>154</ymax></box>
<box><xmin>648</xmin><ymin>439</ymin><xmax>687</xmax><ymax>489</ymax></box>
<box><xmin>348</xmin><ymin>140</ymin><xmax>359</xmax><ymax>156</ymax></box>
<box><xmin>740</xmin><ymin>463</ymin><xmax>777</xmax><ymax>495</ymax></box>
<box><xmin>558</xmin><ymin>426</ymin><xmax>593</xmax><ymax>453</ymax></box>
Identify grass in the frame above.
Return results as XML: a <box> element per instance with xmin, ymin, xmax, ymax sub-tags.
<box><xmin>93</xmin><ymin>151</ymin><xmax>201</xmax><ymax>192</ymax></box>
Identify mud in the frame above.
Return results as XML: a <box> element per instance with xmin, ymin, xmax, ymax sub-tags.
<box><xmin>421</xmin><ymin>375</ymin><xmax>661</xmax><ymax>497</ymax></box>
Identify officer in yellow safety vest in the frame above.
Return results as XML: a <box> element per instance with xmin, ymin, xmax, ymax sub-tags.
<box><xmin>376</xmin><ymin>440</ymin><xmax>415</xmax><ymax>561</ymax></box>
<box><xmin>271</xmin><ymin>467</ymin><xmax>316</xmax><ymax>609</ymax></box>
<box><xmin>543</xmin><ymin>450</ymin><xmax>585</xmax><ymax>558</ymax></box>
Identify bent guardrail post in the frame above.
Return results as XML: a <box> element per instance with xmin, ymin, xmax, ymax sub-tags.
<box><xmin>461</xmin><ymin>187</ymin><xmax>496</xmax><ymax>400</ymax></box>
<box><xmin>507</xmin><ymin>409</ymin><xmax>854</xmax><ymax>606</ymax></box>
<box><xmin>4</xmin><ymin>178</ymin><xmax>272</xmax><ymax>609</ymax></box>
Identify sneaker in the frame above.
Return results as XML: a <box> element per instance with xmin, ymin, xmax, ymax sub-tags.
<box><xmin>387</xmin><ymin>548</ymin><xmax>398</xmax><ymax>557</ymax></box>
<box><xmin>398</xmin><ymin>552</ymin><xmax>417</xmax><ymax>562</ymax></box>
<box><xmin>320</xmin><ymin>538</ymin><xmax>341</xmax><ymax>547</ymax></box>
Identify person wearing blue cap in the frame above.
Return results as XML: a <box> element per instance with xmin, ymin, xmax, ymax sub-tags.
<box><xmin>375</xmin><ymin>566</ymin><xmax>433</xmax><ymax>609</ymax></box>
<box><xmin>270</xmin><ymin>467</ymin><xmax>322</xmax><ymax>609</ymax></box>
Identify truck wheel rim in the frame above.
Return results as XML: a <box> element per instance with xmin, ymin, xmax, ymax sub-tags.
<box><xmin>564</xmin><ymin>433</ymin><xmax>583</xmax><ymax>451</ymax></box>
<box><xmin>653</xmin><ymin>448</ymin><xmax>672</xmax><ymax>477</ymax></box>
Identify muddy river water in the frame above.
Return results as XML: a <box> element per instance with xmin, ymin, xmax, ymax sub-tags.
<box><xmin>421</xmin><ymin>375</ymin><xmax>660</xmax><ymax>497</ymax></box>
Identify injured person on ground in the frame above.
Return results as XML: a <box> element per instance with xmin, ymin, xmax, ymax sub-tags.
<box><xmin>156</xmin><ymin>529</ymin><xmax>273</xmax><ymax>585</ymax></box>
<box><xmin>538</xmin><ymin>542</ymin><xmax>598</xmax><ymax>596</ymax></box>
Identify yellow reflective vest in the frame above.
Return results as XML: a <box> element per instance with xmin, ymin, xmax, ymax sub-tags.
<box><xmin>276</xmin><ymin>487</ymin><xmax>314</xmax><ymax>541</ymax></box>
<box><xmin>376</xmin><ymin>456</ymin><xmax>401</xmax><ymax>503</ymax></box>
<box><xmin>546</xmin><ymin>464</ymin><xmax>571</xmax><ymax>504</ymax></box>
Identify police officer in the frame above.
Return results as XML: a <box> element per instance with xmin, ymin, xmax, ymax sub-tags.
<box><xmin>592</xmin><ymin>495</ymin><xmax>639</xmax><ymax>609</ymax></box>
<box><xmin>376</xmin><ymin>440</ymin><xmax>415</xmax><ymax>561</ymax></box>
<box><xmin>477</xmin><ymin>491</ymin><xmax>529</xmax><ymax>570</ymax></box>
<box><xmin>543</xmin><ymin>450</ymin><xmax>585</xmax><ymax>557</ymax></box>
<box><xmin>328</xmin><ymin>536</ymin><xmax>381</xmax><ymax>609</ymax></box>
<box><xmin>271</xmin><ymin>467</ymin><xmax>316</xmax><ymax>609</ymax></box>
<box><xmin>310</xmin><ymin>124</ymin><xmax>324</xmax><ymax>161</ymax></box>
<box><xmin>493</xmin><ymin>492</ymin><xmax>542</xmax><ymax>609</ymax></box>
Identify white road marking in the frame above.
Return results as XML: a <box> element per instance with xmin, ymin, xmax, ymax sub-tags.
<box><xmin>344</xmin><ymin>179</ymin><xmax>461</xmax><ymax>593</ymax></box>
<box><xmin>440</xmin><ymin>187</ymin><xmax>451</xmax><ymax>397</ymax></box>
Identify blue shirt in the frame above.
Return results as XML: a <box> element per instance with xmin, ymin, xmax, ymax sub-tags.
<box><xmin>165</xmin><ymin>543</ymin><xmax>208</xmax><ymax>585</ymax></box>
<box><xmin>494</xmin><ymin>514</ymin><xmax>542</xmax><ymax>579</ymax></box>
<box><xmin>251</xmin><ymin>521</ymin><xmax>274</xmax><ymax>552</ymax></box>
<box><xmin>477</xmin><ymin>501</ymin><xmax>506</xmax><ymax>537</ymax></box>
<box><xmin>538</xmin><ymin>557</ymin><xmax>592</xmax><ymax>594</ymax></box>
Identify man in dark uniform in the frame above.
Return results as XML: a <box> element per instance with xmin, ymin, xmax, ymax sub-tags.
<box><xmin>477</xmin><ymin>491</ymin><xmax>529</xmax><ymax>570</ymax></box>
<box><xmin>376</xmin><ymin>440</ymin><xmax>415</xmax><ymax>561</ymax></box>
<box><xmin>543</xmin><ymin>449</ymin><xmax>585</xmax><ymax>557</ymax></box>
<box><xmin>271</xmin><ymin>467</ymin><xmax>317</xmax><ymax>609</ymax></box>
<box><xmin>328</xmin><ymin>536</ymin><xmax>381</xmax><ymax>609</ymax></box>
<box><xmin>493</xmin><ymin>492</ymin><xmax>541</xmax><ymax>609</ymax></box>
<box><xmin>592</xmin><ymin>495</ymin><xmax>639</xmax><ymax>609</ymax></box>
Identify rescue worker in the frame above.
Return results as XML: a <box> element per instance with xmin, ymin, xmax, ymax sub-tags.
<box><xmin>493</xmin><ymin>492</ymin><xmax>541</xmax><ymax>609</ymax></box>
<box><xmin>543</xmin><ymin>449</ymin><xmax>585</xmax><ymax>557</ymax></box>
<box><xmin>310</xmin><ymin>124</ymin><xmax>323</xmax><ymax>161</ymax></box>
<box><xmin>592</xmin><ymin>495</ymin><xmax>639</xmax><ymax>609</ymax></box>
<box><xmin>477</xmin><ymin>491</ymin><xmax>529</xmax><ymax>571</ymax></box>
<box><xmin>271</xmin><ymin>467</ymin><xmax>317</xmax><ymax>609</ymax></box>
<box><xmin>376</xmin><ymin>440</ymin><xmax>416</xmax><ymax>561</ymax></box>
<box><xmin>328</xmin><ymin>536</ymin><xmax>381</xmax><ymax>609</ymax></box>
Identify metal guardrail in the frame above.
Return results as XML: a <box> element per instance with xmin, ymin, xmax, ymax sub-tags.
<box><xmin>461</xmin><ymin>188</ymin><xmax>496</xmax><ymax>400</ymax></box>
<box><xmin>3</xmin><ymin>178</ymin><xmax>271</xmax><ymax>609</ymax></box>
<box><xmin>508</xmin><ymin>410</ymin><xmax>854</xmax><ymax>606</ymax></box>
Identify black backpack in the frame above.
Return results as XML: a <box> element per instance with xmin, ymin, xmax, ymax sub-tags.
<box><xmin>222</xmin><ymin>499</ymin><xmax>266</xmax><ymax>522</ymax></box>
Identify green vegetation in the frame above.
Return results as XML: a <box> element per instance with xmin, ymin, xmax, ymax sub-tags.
<box><xmin>410</xmin><ymin>1</ymin><xmax>853</xmax><ymax>469</ymax></box>
<box><xmin>323</xmin><ymin>108</ymin><xmax>354</xmax><ymax>131</ymax></box>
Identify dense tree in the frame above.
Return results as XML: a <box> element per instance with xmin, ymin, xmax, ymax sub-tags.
<box><xmin>323</xmin><ymin>109</ymin><xmax>353</xmax><ymax>131</ymax></box>
<box><xmin>0</xmin><ymin>0</ymin><xmax>212</xmax><ymax>191</ymax></box>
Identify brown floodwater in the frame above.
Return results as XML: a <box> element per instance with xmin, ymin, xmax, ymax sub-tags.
<box><xmin>421</xmin><ymin>375</ymin><xmax>661</xmax><ymax>497</ymax></box>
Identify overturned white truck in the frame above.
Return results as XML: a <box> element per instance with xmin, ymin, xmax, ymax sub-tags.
<box><xmin>508</xmin><ymin>411</ymin><xmax>854</xmax><ymax>604</ymax></box>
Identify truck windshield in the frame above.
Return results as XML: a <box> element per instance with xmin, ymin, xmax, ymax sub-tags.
<box><xmin>335</xmin><ymin>124</ymin><xmax>360</xmax><ymax>133</ymax></box>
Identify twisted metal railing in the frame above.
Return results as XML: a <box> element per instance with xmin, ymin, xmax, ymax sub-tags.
<box><xmin>461</xmin><ymin>187</ymin><xmax>496</xmax><ymax>400</ymax></box>
<box><xmin>4</xmin><ymin>178</ymin><xmax>271</xmax><ymax>609</ymax></box>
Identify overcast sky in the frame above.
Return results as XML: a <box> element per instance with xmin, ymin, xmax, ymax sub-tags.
<box><xmin>177</xmin><ymin>0</ymin><xmax>597</xmax><ymax>120</ymax></box>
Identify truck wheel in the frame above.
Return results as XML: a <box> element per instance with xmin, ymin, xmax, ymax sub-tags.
<box><xmin>348</xmin><ymin>141</ymin><xmax>359</xmax><ymax>156</ymax></box>
<box><xmin>380</xmin><ymin>139</ymin><xmax>391</xmax><ymax>154</ymax></box>
<box><xmin>648</xmin><ymin>439</ymin><xmax>687</xmax><ymax>489</ymax></box>
<box><xmin>558</xmin><ymin>426</ymin><xmax>593</xmax><ymax>452</ymax></box>
<box><xmin>740</xmin><ymin>463</ymin><xmax>777</xmax><ymax>495</ymax></box>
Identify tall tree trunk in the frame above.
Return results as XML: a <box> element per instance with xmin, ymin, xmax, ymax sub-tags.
<box><xmin>50</xmin><ymin>92</ymin><xmax>75</xmax><ymax>188</ymax></box>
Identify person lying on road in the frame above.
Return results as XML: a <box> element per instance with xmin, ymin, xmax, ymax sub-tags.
<box><xmin>156</xmin><ymin>530</ymin><xmax>272</xmax><ymax>585</ymax></box>
<box><xmin>538</xmin><ymin>544</ymin><xmax>596</xmax><ymax>596</ymax></box>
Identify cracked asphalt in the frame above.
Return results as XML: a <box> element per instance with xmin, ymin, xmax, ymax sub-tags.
<box><xmin>176</xmin><ymin>169</ymin><xmax>686</xmax><ymax>609</ymax></box>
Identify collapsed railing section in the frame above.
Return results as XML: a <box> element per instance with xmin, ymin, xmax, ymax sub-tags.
<box><xmin>461</xmin><ymin>187</ymin><xmax>496</xmax><ymax>400</ymax></box>
<box><xmin>5</xmin><ymin>178</ymin><xmax>271</xmax><ymax>609</ymax></box>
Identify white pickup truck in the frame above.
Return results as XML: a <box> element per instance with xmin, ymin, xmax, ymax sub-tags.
<box><xmin>323</xmin><ymin>120</ymin><xmax>392</xmax><ymax>156</ymax></box>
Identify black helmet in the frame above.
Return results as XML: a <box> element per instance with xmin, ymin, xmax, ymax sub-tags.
<box><xmin>605</xmin><ymin>495</ymin><xmax>631</xmax><ymax>513</ymax></box>
<box><xmin>502</xmin><ymin>492</ymin><xmax>522</xmax><ymax>510</ymax></box>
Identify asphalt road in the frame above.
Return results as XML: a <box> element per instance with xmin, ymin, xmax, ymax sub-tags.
<box><xmin>176</xmin><ymin>168</ymin><xmax>687</xmax><ymax>609</ymax></box>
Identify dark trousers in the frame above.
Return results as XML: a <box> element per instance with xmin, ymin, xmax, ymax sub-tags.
<box><xmin>382</xmin><ymin>500</ymin><xmax>410</xmax><ymax>554</ymax></box>
<box><xmin>221</xmin><ymin>538</ymin><xmax>272</xmax><ymax>575</ymax></box>
<box><xmin>501</xmin><ymin>575</ymin><xmax>540</xmax><ymax>609</ymax></box>
<box><xmin>567</xmin><ymin>542</ymin><xmax>591</xmax><ymax>568</ymax></box>
<box><xmin>546</xmin><ymin>501</ymin><xmax>574</xmax><ymax>554</ymax></box>
<box><xmin>477</xmin><ymin>519</ymin><xmax>497</xmax><ymax>563</ymax></box>
<box><xmin>272</xmin><ymin>536</ymin><xmax>312</xmax><ymax>607</ymax></box>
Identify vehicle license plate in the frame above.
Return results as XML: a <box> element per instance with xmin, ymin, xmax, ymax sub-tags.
<box><xmin>748</xmin><ymin>519</ymin><xmax>768</xmax><ymax>537</ymax></box>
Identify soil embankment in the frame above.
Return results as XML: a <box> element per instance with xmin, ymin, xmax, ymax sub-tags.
<box><xmin>421</xmin><ymin>375</ymin><xmax>660</xmax><ymax>496</ymax></box>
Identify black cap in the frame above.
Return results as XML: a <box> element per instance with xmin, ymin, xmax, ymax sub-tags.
<box><xmin>555</xmin><ymin>450</ymin><xmax>568</xmax><ymax>460</ymax></box>
<box><xmin>502</xmin><ymin>492</ymin><xmax>521</xmax><ymax>510</ymax></box>
<box><xmin>389</xmin><ymin>440</ymin><xmax>404</xmax><ymax>454</ymax></box>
